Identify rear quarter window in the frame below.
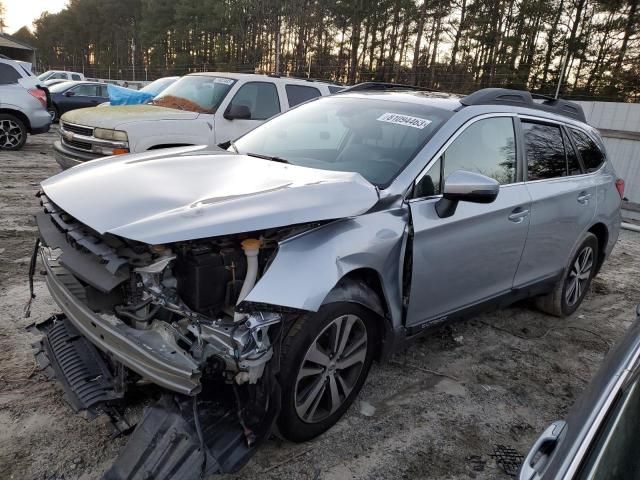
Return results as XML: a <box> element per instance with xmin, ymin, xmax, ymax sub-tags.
<box><xmin>570</xmin><ymin>129</ymin><xmax>605</xmax><ymax>173</ymax></box>
<box><xmin>0</xmin><ymin>63</ymin><xmax>22</xmax><ymax>85</ymax></box>
<box><xmin>285</xmin><ymin>84</ymin><xmax>321</xmax><ymax>107</ymax></box>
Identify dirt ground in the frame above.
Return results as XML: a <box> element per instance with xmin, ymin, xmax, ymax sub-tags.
<box><xmin>1</xmin><ymin>129</ymin><xmax>639</xmax><ymax>480</ymax></box>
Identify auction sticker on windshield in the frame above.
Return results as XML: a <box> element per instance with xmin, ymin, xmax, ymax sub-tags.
<box><xmin>377</xmin><ymin>112</ymin><xmax>431</xmax><ymax>129</ymax></box>
<box><xmin>214</xmin><ymin>78</ymin><xmax>234</xmax><ymax>85</ymax></box>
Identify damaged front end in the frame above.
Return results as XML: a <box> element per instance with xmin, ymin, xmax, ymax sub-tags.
<box><xmin>31</xmin><ymin>193</ymin><xmax>306</xmax><ymax>477</ymax></box>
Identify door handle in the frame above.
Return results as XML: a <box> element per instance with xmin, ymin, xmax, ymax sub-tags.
<box><xmin>577</xmin><ymin>192</ymin><xmax>592</xmax><ymax>204</ymax></box>
<box><xmin>508</xmin><ymin>208</ymin><xmax>530</xmax><ymax>223</ymax></box>
<box><xmin>520</xmin><ymin>420</ymin><xmax>566</xmax><ymax>480</ymax></box>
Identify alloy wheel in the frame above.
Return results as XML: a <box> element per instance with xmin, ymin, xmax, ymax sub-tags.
<box><xmin>565</xmin><ymin>246</ymin><xmax>594</xmax><ymax>307</ymax></box>
<box><xmin>294</xmin><ymin>314</ymin><xmax>368</xmax><ymax>423</ymax></box>
<box><xmin>0</xmin><ymin>119</ymin><xmax>24</xmax><ymax>149</ymax></box>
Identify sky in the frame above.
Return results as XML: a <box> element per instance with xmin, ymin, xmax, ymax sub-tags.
<box><xmin>3</xmin><ymin>0</ymin><xmax>68</xmax><ymax>34</ymax></box>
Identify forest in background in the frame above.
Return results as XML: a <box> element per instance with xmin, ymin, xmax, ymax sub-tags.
<box><xmin>6</xmin><ymin>0</ymin><xmax>640</xmax><ymax>101</ymax></box>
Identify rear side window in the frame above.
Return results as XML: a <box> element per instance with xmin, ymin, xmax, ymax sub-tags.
<box><xmin>0</xmin><ymin>63</ymin><xmax>22</xmax><ymax>84</ymax></box>
<box><xmin>71</xmin><ymin>84</ymin><xmax>99</xmax><ymax>96</ymax></box>
<box><xmin>285</xmin><ymin>84</ymin><xmax>321</xmax><ymax>107</ymax></box>
<box><xmin>564</xmin><ymin>129</ymin><xmax>583</xmax><ymax>175</ymax></box>
<box><xmin>71</xmin><ymin>74</ymin><xmax>81</xmax><ymax>81</ymax></box>
<box><xmin>230</xmin><ymin>81</ymin><xmax>280</xmax><ymax>120</ymax></box>
<box><xmin>328</xmin><ymin>85</ymin><xmax>344</xmax><ymax>94</ymax></box>
<box><xmin>523</xmin><ymin>122</ymin><xmax>566</xmax><ymax>180</ymax></box>
<box><xmin>571</xmin><ymin>129</ymin><xmax>605</xmax><ymax>173</ymax></box>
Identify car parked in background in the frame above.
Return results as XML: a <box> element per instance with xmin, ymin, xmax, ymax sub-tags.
<box><xmin>42</xmin><ymin>78</ymin><xmax>70</xmax><ymax>88</ymax></box>
<box><xmin>520</xmin><ymin>305</ymin><xmax>640</xmax><ymax>480</ymax></box>
<box><xmin>0</xmin><ymin>56</ymin><xmax>51</xmax><ymax>150</ymax></box>
<box><xmin>53</xmin><ymin>72</ymin><xmax>342</xmax><ymax>169</ymax></box>
<box><xmin>47</xmin><ymin>81</ymin><xmax>109</xmax><ymax>121</ymax></box>
<box><xmin>37</xmin><ymin>70</ymin><xmax>85</xmax><ymax>82</ymax></box>
<box><xmin>33</xmin><ymin>88</ymin><xmax>622</xmax><ymax>476</ymax></box>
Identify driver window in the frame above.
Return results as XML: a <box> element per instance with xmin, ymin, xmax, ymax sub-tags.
<box><xmin>229</xmin><ymin>82</ymin><xmax>280</xmax><ymax>120</ymax></box>
<box><xmin>413</xmin><ymin>117</ymin><xmax>516</xmax><ymax>198</ymax></box>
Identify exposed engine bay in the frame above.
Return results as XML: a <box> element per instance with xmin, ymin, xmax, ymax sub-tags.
<box><xmin>30</xmin><ymin>193</ymin><xmax>320</xmax><ymax>478</ymax></box>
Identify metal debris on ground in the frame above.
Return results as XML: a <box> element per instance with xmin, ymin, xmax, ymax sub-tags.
<box><xmin>490</xmin><ymin>444</ymin><xmax>524</xmax><ymax>477</ymax></box>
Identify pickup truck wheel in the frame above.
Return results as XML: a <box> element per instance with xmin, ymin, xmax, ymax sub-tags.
<box><xmin>277</xmin><ymin>302</ymin><xmax>375</xmax><ymax>442</ymax></box>
<box><xmin>535</xmin><ymin>233</ymin><xmax>599</xmax><ymax>317</ymax></box>
<box><xmin>0</xmin><ymin>114</ymin><xmax>27</xmax><ymax>150</ymax></box>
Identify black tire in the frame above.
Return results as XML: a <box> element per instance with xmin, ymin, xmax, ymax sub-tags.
<box><xmin>277</xmin><ymin>302</ymin><xmax>376</xmax><ymax>442</ymax></box>
<box><xmin>48</xmin><ymin>106</ymin><xmax>60</xmax><ymax>123</ymax></box>
<box><xmin>0</xmin><ymin>114</ymin><xmax>27</xmax><ymax>150</ymax></box>
<box><xmin>535</xmin><ymin>233</ymin><xmax>599</xmax><ymax>317</ymax></box>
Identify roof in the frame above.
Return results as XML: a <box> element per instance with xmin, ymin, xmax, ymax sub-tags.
<box><xmin>188</xmin><ymin>71</ymin><xmax>339</xmax><ymax>86</ymax></box>
<box><xmin>0</xmin><ymin>32</ymin><xmax>34</xmax><ymax>51</ymax></box>
<box><xmin>339</xmin><ymin>90</ymin><xmax>464</xmax><ymax>111</ymax></box>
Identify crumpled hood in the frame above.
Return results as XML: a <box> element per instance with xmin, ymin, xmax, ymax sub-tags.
<box><xmin>41</xmin><ymin>146</ymin><xmax>380</xmax><ymax>244</ymax></box>
<box><xmin>60</xmin><ymin>105</ymin><xmax>199</xmax><ymax>129</ymax></box>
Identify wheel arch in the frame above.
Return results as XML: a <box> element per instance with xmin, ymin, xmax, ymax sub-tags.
<box><xmin>0</xmin><ymin>108</ymin><xmax>31</xmax><ymax>131</ymax></box>
<box><xmin>588</xmin><ymin>222</ymin><xmax>609</xmax><ymax>273</ymax></box>
<box><xmin>147</xmin><ymin>143</ymin><xmax>193</xmax><ymax>150</ymax></box>
<box><xmin>321</xmin><ymin>268</ymin><xmax>393</xmax><ymax>360</ymax></box>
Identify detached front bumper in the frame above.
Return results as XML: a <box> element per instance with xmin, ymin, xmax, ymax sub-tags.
<box><xmin>41</xmin><ymin>250</ymin><xmax>202</xmax><ymax>395</ymax></box>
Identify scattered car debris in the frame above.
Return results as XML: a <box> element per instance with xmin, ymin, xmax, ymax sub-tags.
<box><xmin>491</xmin><ymin>444</ymin><xmax>525</xmax><ymax>477</ymax></box>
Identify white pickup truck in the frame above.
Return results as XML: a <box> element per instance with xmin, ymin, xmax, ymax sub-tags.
<box><xmin>54</xmin><ymin>72</ymin><xmax>342</xmax><ymax>169</ymax></box>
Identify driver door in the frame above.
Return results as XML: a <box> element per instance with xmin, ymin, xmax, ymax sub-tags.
<box><xmin>215</xmin><ymin>81</ymin><xmax>284</xmax><ymax>144</ymax></box>
<box><xmin>406</xmin><ymin>115</ymin><xmax>531</xmax><ymax>327</ymax></box>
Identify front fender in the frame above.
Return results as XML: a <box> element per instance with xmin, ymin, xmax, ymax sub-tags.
<box><xmin>244</xmin><ymin>207</ymin><xmax>409</xmax><ymax>327</ymax></box>
<box><xmin>125</xmin><ymin>119</ymin><xmax>214</xmax><ymax>152</ymax></box>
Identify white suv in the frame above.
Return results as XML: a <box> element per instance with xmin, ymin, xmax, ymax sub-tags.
<box><xmin>54</xmin><ymin>72</ymin><xmax>342</xmax><ymax>169</ymax></box>
<box><xmin>0</xmin><ymin>56</ymin><xmax>51</xmax><ymax>150</ymax></box>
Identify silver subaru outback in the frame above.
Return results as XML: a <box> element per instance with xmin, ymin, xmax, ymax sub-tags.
<box><xmin>31</xmin><ymin>88</ymin><xmax>622</xmax><ymax>477</ymax></box>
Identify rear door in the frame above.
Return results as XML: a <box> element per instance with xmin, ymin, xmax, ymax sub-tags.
<box><xmin>513</xmin><ymin>119</ymin><xmax>597</xmax><ymax>287</ymax></box>
<box><xmin>406</xmin><ymin>115</ymin><xmax>531</xmax><ymax>326</ymax></box>
<box><xmin>215</xmin><ymin>80</ymin><xmax>283</xmax><ymax>143</ymax></box>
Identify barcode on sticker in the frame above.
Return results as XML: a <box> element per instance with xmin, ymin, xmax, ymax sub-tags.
<box><xmin>214</xmin><ymin>78</ymin><xmax>234</xmax><ymax>85</ymax></box>
<box><xmin>377</xmin><ymin>113</ymin><xmax>431</xmax><ymax>129</ymax></box>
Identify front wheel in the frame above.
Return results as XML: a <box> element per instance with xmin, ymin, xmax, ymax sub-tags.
<box><xmin>277</xmin><ymin>303</ymin><xmax>376</xmax><ymax>442</ymax></box>
<box><xmin>0</xmin><ymin>114</ymin><xmax>27</xmax><ymax>150</ymax></box>
<box><xmin>535</xmin><ymin>233</ymin><xmax>599</xmax><ymax>317</ymax></box>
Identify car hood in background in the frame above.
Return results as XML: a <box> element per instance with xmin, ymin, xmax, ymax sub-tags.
<box><xmin>60</xmin><ymin>105</ymin><xmax>199</xmax><ymax>129</ymax></box>
<box><xmin>40</xmin><ymin>147</ymin><xmax>380</xmax><ymax>244</ymax></box>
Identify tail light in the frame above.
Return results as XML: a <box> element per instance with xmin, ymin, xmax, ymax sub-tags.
<box><xmin>28</xmin><ymin>88</ymin><xmax>47</xmax><ymax>109</ymax></box>
<box><xmin>615</xmin><ymin>178</ymin><xmax>625</xmax><ymax>199</ymax></box>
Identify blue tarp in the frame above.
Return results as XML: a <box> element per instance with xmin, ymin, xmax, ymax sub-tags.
<box><xmin>107</xmin><ymin>84</ymin><xmax>155</xmax><ymax>106</ymax></box>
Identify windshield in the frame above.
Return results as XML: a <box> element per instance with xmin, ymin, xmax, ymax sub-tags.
<box><xmin>37</xmin><ymin>71</ymin><xmax>53</xmax><ymax>81</ymax></box>
<box><xmin>49</xmin><ymin>81</ymin><xmax>77</xmax><ymax>93</ymax></box>
<box><xmin>233</xmin><ymin>96</ymin><xmax>453</xmax><ymax>187</ymax></box>
<box><xmin>152</xmin><ymin>75</ymin><xmax>235</xmax><ymax>112</ymax></box>
<box><xmin>140</xmin><ymin>77</ymin><xmax>178</xmax><ymax>96</ymax></box>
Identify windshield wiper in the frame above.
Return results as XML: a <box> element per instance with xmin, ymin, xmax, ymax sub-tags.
<box><xmin>245</xmin><ymin>152</ymin><xmax>290</xmax><ymax>164</ymax></box>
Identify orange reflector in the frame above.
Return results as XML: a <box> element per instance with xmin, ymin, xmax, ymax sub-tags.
<box><xmin>112</xmin><ymin>148</ymin><xmax>129</xmax><ymax>155</ymax></box>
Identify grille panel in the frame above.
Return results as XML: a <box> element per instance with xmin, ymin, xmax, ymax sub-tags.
<box><xmin>63</xmin><ymin>138</ymin><xmax>92</xmax><ymax>151</ymax></box>
<box><xmin>62</xmin><ymin>122</ymin><xmax>93</xmax><ymax>137</ymax></box>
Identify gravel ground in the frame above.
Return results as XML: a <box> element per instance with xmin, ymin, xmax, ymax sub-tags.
<box><xmin>1</xmin><ymin>129</ymin><xmax>639</xmax><ymax>480</ymax></box>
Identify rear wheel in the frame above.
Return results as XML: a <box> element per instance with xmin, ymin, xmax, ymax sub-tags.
<box><xmin>48</xmin><ymin>106</ymin><xmax>60</xmax><ymax>122</ymax></box>
<box><xmin>0</xmin><ymin>114</ymin><xmax>27</xmax><ymax>150</ymax></box>
<box><xmin>535</xmin><ymin>233</ymin><xmax>599</xmax><ymax>317</ymax></box>
<box><xmin>277</xmin><ymin>302</ymin><xmax>376</xmax><ymax>442</ymax></box>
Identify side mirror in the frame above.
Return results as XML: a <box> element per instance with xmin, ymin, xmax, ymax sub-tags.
<box><xmin>224</xmin><ymin>103</ymin><xmax>251</xmax><ymax>120</ymax></box>
<box><xmin>436</xmin><ymin>170</ymin><xmax>499</xmax><ymax>218</ymax></box>
<box><xmin>64</xmin><ymin>91</ymin><xmax>75</xmax><ymax>97</ymax></box>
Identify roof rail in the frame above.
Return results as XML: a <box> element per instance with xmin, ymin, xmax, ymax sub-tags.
<box><xmin>341</xmin><ymin>82</ymin><xmax>435</xmax><ymax>93</ymax></box>
<box><xmin>459</xmin><ymin>88</ymin><xmax>586</xmax><ymax>123</ymax></box>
